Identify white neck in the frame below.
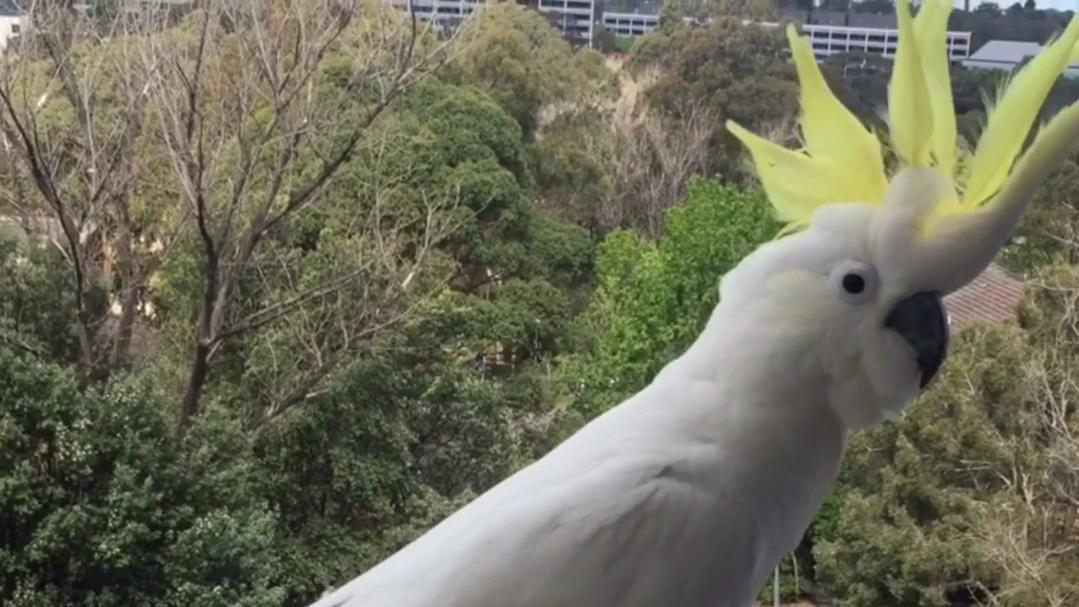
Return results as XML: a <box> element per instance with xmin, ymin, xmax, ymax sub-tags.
<box><xmin>619</xmin><ymin>298</ymin><xmax>849</xmax><ymax>579</ymax></box>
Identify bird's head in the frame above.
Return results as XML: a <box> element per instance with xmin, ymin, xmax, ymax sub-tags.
<box><xmin>722</xmin><ymin>0</ymin><xmax>1079</xmax><ymax>428</ymax></box>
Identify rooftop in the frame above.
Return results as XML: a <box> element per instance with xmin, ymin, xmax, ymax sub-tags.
<box><xmin>603</xmin><ymin>0</ymin><xmax>661</xmax><ymax>16</ymax></box>
<box><xmin>943</xmin><ymin>263</ymin><xmax>1025</xmax><ymax>329</ymax></box>
<box><xmin>965</xmin><ymin>39</ymin><xmax>1041</xmax><ymax>63</ymax></box>
<box><xmin>963</xmin><ymin>38</ymin><xmax>1079</xmax><ymax>70</ymax></box>
<box><xmin>778</xmin><ymin>8</ymin><xmax>899</xmax><ymax>29</ymax></box>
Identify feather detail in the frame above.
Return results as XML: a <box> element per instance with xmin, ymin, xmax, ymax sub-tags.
<box><xmin>992</xmin><ymin>96</ymin><xmax>1079</xmax><ymax>219</ymax></box>
<box><xmin>888</xmin><ymin>0</ymin><xmax>933</xmax><ymax>167</ymax></box>
<box><xmin>786</xmin><ymin>24</ymin><xmax>888</xmax><ymax>206</ymax></box>
<box><xmin>729</xmin><ymin>2</ymin><xmax>1079</xmax><ymax>228</ymax></box>
<box><xmin>727</xmin><ymin>120</ymin><xmax>857</xmax><ymax>223</ymax></box>
<box><xmin>913</xmin><ymin>0</ymin><xmax>955</xmax><ymax>175</ymax></box>
<box><xmin>962</xmin><ymin>16</ymin><xmax>1079</xmax><ymax>207</ymax></box>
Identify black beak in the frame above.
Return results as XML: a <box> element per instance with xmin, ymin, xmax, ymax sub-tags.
<box><xmin>883</xmin><ymin>291</ymin><xmax>949</xmax><ymax>389</ymax></box>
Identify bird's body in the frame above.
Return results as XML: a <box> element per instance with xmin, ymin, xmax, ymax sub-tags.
<box><xmin>311</xmin><ymin>2</ymin><xmax>1079</xmax><ymax>604</ymax></box>
<box><xmin>314</xmin><ymin>303</ymin><xmax>845</xmax><ymax>607</ymax></box>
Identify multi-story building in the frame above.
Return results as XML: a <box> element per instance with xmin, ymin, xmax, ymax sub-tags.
<box><xmin>537</xmin><ymin>0</ymin><xmax>597</xmax><ymax>45</ymax></box>
<box><xmin>384</xmin><ymin>0</ymin><xmax>634</xmax><ymax>46</ymax></box>
<box><xmin>599</xmin><ymin>0</ymin><xmax>659</xmax><ymax>38</ymax></box>
<box><xmin>773</xmin><ymin>9</ymin><xmax>972</xmax><ymax>61</ymax></box>
<box><xmin>795</xmin><ymin>22</ymin><xmax>971</xmax><ymax>60</ymax></box>
<box><xmin>381</xmin><ymin>0</ymin><xmax>976</xmax><ymax>59</ymax></box>
<box><xmin>387</xmin><ymin>0</ymin><xmax>483</xmax><ymax>32</ymax></box>
<box><xmin>601</xmin><ymin>10</ymin><xmax>658</xmax><ymax>38</ymax></box>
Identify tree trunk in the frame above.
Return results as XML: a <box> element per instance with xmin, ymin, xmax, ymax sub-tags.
<box><xmin>178</xmin><ymin>250</ymin><xmax>221</xmax><ymax>432</ymax></box>
<box><xmin>110</xmin><ymin>223</ymin><xmax>137</xmax><ymax>368</ymax></box>
<box><xmin>112</xmin><ymin>286</ymin><xmax>139</xmax><ymax>369</ymax></box>
<box><xmin>179</xmin><ymin>339</ymin><xmax>212</xmax><ymax>433</ymax></box>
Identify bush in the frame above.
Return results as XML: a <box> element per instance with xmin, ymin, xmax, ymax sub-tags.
<box><xmin>563</xmin><ymin>178</ymin><xmax>779</xmax><ymax>414</ymax></box>
<box><xmin>0</xmin><ymin>348</ymin><xmax>285</xmax><ymax>606</ymax></box>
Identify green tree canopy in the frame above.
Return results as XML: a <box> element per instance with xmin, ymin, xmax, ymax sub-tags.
<box><xmin>562</xmin><ymin>179</ymin><xmax>780</xmax><ymax>415</ymax></box>
<box><xmin>628</xmin><ymin>19</ymin><xmax>799</xmax><ymax>180</ymax></box>
<box><xmin>0</xmin><ymin>344</ymin><xmax>284</xmax><ymax>606</ymax></box>
<box><xmin>450</xmin><ymin>3</ymin><xmax>615</xmax><ymax>138</ymax></box>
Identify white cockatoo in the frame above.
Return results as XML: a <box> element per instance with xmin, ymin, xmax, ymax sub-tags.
<box><xmin>312</xmin><ymin>2</ymin><xmax>1079</xmax><ymax>605</ymax></box>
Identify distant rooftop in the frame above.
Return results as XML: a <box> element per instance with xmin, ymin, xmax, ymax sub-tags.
<box><xmin>963</xmin><ymin>38</ymin><xmax>1079</xmax><ymax>72</ymax></box>
<box><xmin>966</xmin><ymin>39</ymin><xmax>1041</xmax><ymax>64</ymax></box>
<box><xmin>943</xmin><ymin>263</ymin><xmax>1025</xmax><ymax>329</ymax></box>
<box><xmin>778</xmin><ymin>8</ymin><xmax>899</xmax><ymax>29</ymax></box>
<box><xmin>604</xmin><ymin>0</ymin><xmax>661</xmax><ymax>16</ymax></box>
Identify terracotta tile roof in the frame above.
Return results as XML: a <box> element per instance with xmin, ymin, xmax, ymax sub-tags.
<box><xmin>943</xmin><ymin>262</ymin><xmax>1025</xmax><ymax>329</ymax></box>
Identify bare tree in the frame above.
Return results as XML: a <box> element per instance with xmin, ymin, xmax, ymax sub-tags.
<box><xmin>138</xmin><ymin>0</ymin><xmax>458</xmax><ymax>429</ymax></box>
<box><xmin>238</xmin><ymin>130</ymin><xmax>466</xmax><ymax>430</ymax></box>
<box><xmin>969</xmin><ymin>272</ymin><xmax>1079</xmax><ymax>607</ymax></box>
<box><xmin>605</xmin><ymin>82</ymin><xmax>717</xmax><ymax>237</ymax></box>
<box><xmin>0</xmin><ymin>2</ymin><xmax>177</xmax><ymax>377</ymax></box>
<box><xmin>0</xmin><ymin>0</ymin><xmax>463</xmax><ymax>430</ymax></box>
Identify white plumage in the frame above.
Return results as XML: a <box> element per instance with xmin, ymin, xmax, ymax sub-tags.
<box><xmin>312</xmin><ymin>276</ymin><xmax>848</xmax><ymax>606</ymax></box>
<box><xmin>310</xmin><ymin>1</ymin><xmax>1079</xmax><ymax>603</ymax></box>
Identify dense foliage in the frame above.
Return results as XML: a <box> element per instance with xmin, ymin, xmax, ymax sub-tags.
<box><xmin>0</xmin><ymin>344</ymin><xmax>284</xmax><ymax>607</ymax></box>
<box><xmin>0</xmin><ymin>4</ymin><xmax>597</xmax><ymax>604</ymax></box>
<box><xmin>563</xmin><ymin>180</ymin><xmax>779</xmax><ymax>414</ymax></box>
<box><xmin>3</xmin><ymin>1</ymin><xmax>1079</xmax><ymax>606</ymax></box>
<box><xmin>629</xmin><ymin>18</ymin><xmax>799</xmax><ymax>180</ymax></box>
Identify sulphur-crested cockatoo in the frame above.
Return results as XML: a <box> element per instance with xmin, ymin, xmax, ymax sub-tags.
<box><xmin>312</xmin><ymin>2</ymin><xmax>1079</xmax><ymax>605</ymax></box>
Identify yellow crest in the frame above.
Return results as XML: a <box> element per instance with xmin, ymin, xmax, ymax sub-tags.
<box><xmin>728</xmin><ymin>0</ymin><xmax>1079</xmax><ymax>226</ymax></box>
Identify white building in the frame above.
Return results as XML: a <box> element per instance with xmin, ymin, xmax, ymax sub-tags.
<box><xmin>794</xmin><ymin>22</ymin><xmax>972</xmax><ymax>60</ymax></box>
<box><xmin>601</xmin><ymin>10</ymin><xmax>659</xmax><ymax>38</ymax></box>
<box><xmin>599</xmin><ymin>7</ymin><xmax>974</xmax><ymax>63</ymax></box>
<box><xmin>386</xmin><ymin>0</ymin><xmax>482</xmax><ymax>32</ymax></box>
<box><xmin>765</xmin><ymin>9</ymin><xmax>971</xmax><ymax>61</ymax></box>
<box><xmin>0</xmin><ymin>1</ymin><xmax>24</xmax><ymax>51</ymax></box>
<box><xmin>538</xmin><ymin>0</ymin><xmax>597</xmax><ymax>45</ymax></box>
<box><xmin>384</xmin><ymin>0</ymin><xmax>609</xmax><ymax>46</ymax></box>
<box><xmin>386</xmin><ymin>0</ymin><xmax>598</xmax><ymax>43</ymax></box>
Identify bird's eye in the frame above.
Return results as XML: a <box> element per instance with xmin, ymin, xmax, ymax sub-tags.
<box><xmin>831</xmin><ymin>260</ymin><xmax>878</xmax><ymax>304</ymax></box>
<box><xmin>842</xmin><ymin>273</ymin><xmax>865</xmax><ymax>294</ymax></box>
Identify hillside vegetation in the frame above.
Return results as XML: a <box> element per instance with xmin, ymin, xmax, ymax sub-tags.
<box><xmin>0</xmin><ymin>2</ymin><xmax>1077</xmax><ymax>606</ymax></box>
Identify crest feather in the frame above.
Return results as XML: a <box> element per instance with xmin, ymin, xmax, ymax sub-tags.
<box><xmin>727</xmin><ymin>121</ymin><xmax>860</xmax><ymax>224</ymax></box>
<box><xmin>727</xmin><ymin>24</ymin><xmax>889</xmax><ymax>223</ymax></box>
<box><xmin>914</xmin><ymin>0</ymin><xmax>955</xmax><ymax>175</ymax></box>
<box><xmin>889</xmin><ymin>0</ymin><xmax>933</xmax><ymax>167</ymax></box>
<box><xmin>728</xmin><ymin>0</ymin><xmax>1079</xmax><ymax>227</ymax></box>
<box><xmin>962</xmin><ymin>16</ymin><xmax>1079</xmax><ymax>206</ymax></box>
<box><xmin>784</xmin><ymin>25</ymin><xmax>888</xmax><ymax>205</ymax></box>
